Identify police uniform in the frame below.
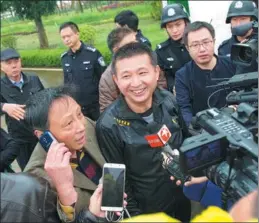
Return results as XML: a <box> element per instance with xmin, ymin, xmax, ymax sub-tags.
<box><xmin>218</xmin><ymin>35</ymin><xmax>239</xmax><ymax>57</ymax></box>
<box><xmin>136</xmin><ymin>29</ymin><xmax>152</xmax><ymax>48</ymax></box>
<box><xmin>218</xmin><ymin>0</ymin><xmax>258</xmax><ymax>74</ymax></box>
<box><xmin>155</xmin><ymin>38</ymin><xmax>191</xmax><ymax>91</ymax></box>
<box><xmin>156</xmin><ymin>3</ymin><xmax>191</xmax><ymax>91</ymax></box>
<box><xmin>61</xmin><ymin>41</ymin><xmax>106</xmax><ymax>121</ymax></box>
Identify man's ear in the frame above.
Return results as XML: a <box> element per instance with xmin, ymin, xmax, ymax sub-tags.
<box><xmin>155</xmin><ymin>65</ymin><xmax>160</xmax><ymax>81</ymax></box>
<box><xmin>34</xmin><ymin>130</ymin><xmax>43</xmax><ymax>139</ymax></box>
<box><xmin>113</xmin><ymin>74</ymin><xmax>118</xmax><ymax>86</ymax></box>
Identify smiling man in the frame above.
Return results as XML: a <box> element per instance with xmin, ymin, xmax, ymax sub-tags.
<box><xmin>96</xmin><ymin>42</ymin><xmax>191</xmax><ymax>221</ymax></box>
<box><xmin>24</xmin><ymin>86</ymin><xmax>105</xmax><ymax>222</ymax></box>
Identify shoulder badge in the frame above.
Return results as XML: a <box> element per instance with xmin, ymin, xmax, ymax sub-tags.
<box><xmin>140</xmin><ymin>37</ymin><xmax>147</xmax><ymax>43</ymax></box>
<box><xmin>86</xmin><ymin>46</ymin><xmax>96</xmax><ymax>52</ymax></box>
<box><xmin>98</xmin><ymin>57</ymin><xmax>106</xmax><ymax>67</ymax></box>
<box><xmin>60</xmin><ymin>51</ymin><xmax>68</xmax><ymax>58</ymax></box>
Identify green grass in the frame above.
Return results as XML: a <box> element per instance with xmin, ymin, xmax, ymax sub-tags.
<box><xmin>1</xmin><ymin>2</ymin><xmax>168</xmax><ymax>67</ymax></box>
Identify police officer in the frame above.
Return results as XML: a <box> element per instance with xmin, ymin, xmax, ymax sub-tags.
<box><xmin>218</xmin><ymin>1</ymin><xmax>258</xmax><ymax>58</ymax></box>
<box><xmin>59</xmin><ymin>21</ymin><xmax>106</xmax><ymax>121</ymax></box>
<box><xmin>114</xmin><ymin>10</ymin><xmax>152</xmax><ymax>48</ymax></box>
<box><xmin>1</xmin><ymin>48</ymin><xmax>44</xmax><ymax>170</ymax></box>
<box><xmin>155</xmin><ymin>3</ymin><xmax>192</xmax><ymax>92</ymax></box>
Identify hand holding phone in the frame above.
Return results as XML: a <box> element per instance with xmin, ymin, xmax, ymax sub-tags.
<box><xmin>39</xmin><ymin>131</ymin><xmax>57</xmax><ymax>152</ymax></box>
<box><xmin>101</xmin><ymin>163</ymin><xmax>126</xmax><ymax>212</ymax></box>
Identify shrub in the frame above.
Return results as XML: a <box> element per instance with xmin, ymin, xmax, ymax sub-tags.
<box><xmin>150</xmin><ymin>1</ymin><xmax>162</xmax><ymax>21</ymax></box>
<box><xmin>80</xmin><ymin>25</ymin><xmax>97</xmax><ymax>46</ymax></box>
<box><xmin>1</xmin><ymin>36</ymin><xmax>17</xmax><ymax>48</ymax></box>
<box><xmin>20</xmin><ymin>48</ymin><xmax>65</xmax><ymax>67</ymax></box>
<box><xmin>19</xmin><ymin>46</ymin><xmax>112</xmax><ymax>68</ymax></box>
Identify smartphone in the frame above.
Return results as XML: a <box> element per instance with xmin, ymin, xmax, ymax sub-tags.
<box><xmin>39</xmin><ymin>131</ymin><xmax>56</xmax><ymax>152</ymax></box>
<box><xmin>101</xmin><ymin>163</ymin><xmax>126</xmax><ymax>212</ymax></box>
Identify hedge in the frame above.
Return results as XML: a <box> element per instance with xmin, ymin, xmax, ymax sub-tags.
<box><xmin>20</xmin><ymin>45</ymin><xmax>112</xmax><ymax>68</ymax></box>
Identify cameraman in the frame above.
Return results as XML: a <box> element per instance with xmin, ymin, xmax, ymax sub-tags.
<box><xmin>218</xmin><ymin>1</ymin><xmax>258</xmax><ymax>74</ymax></box>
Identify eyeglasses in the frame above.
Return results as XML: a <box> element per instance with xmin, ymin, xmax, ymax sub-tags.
<box><xmin>188</xmin><ymin>40</ymin><xmax>214</xmax><ymax>51</ymax></box>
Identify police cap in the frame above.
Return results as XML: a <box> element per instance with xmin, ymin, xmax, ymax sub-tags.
<box><xmin>226</xmin><ymin>1</ymin><xmax>258</xmax><ymax>23</ymax></box>
<box><xmin>161</xmin><ymin>3</ymin><xmax>190</xmax><ymax>28</ymax></box>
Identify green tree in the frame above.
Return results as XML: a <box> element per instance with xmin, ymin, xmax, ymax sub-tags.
<box><xmin>4</xmin><ymin>1</ymin><xmax>57</xmax><ymax>49</ymax></box>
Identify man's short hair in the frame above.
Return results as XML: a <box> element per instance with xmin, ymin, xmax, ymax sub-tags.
<box><xmin>114</xmin><ymin>10</ymin><xmax>139</xmax><ymax>32</ymax></box>
<box><xmin>25</xmin><ymin>85</ymin><xmax>77</xmax><ymax>131</ymax></box>
<box><xmin>111</xmin><ymin>42</ymin><xmax>157</xmax><ymax>74</ymax></box>
<box><xmin>59</xmin><ymin>21</ymin><xmax>79</xmax><ymax>33</ymax></box>
<box><xmin>107</xmin><ymin>27</ymin><xmax>134</xmax><ymax>52</ymax></box>
<box><xmin>183</xmin><ymin>21</ymin><xmax>215</xmax><ymax>46</ymax></box>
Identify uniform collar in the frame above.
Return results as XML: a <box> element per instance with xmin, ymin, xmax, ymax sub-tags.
<box><xmin>68</xmin><ymin>41</ymin><xmax>85</xmax><ymax>55</ymax></box>
<box><xmin>169</xmin><ymin>38</ymin><xmax>185</xmax><ymax>47</ymax></box>
<box><xmin>116</xmin><ymin>88</ymin><xmax>165</xmax><ymax>120</ymax></box>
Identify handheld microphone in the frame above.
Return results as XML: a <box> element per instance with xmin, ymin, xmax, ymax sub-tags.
<box><xmin>144</xmin><ymin>122</ymin><xmax>189</xmax><ymax>183</ymax></box>
<box><xmin>145</xmin><ymin>123</ymin><xmax>178</xmax><ymax>157</ymax></box>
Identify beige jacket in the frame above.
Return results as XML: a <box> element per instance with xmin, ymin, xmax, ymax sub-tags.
<box><xmin>24</xmin><ymin>118</ymin><xmax>105</xmax><ymax>222</ymax></box>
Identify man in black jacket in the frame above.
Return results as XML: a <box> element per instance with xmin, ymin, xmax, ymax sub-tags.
<box><xmin>175</xmin><ymin>21</ymin><xmax>236</xmax><ymax>126</ymax></box>
<box><xmin>1</xmin><ymin>48</ymin><xmax>44</xmax><ymax>170</ymax></box>
<box><xmin>96</xmin><ymin>42</ymin><xmax>190</xmax><ymax>221</ymax></box>
<box><xmin>1</xmin><ymin>173</ymin><xmax>60</xmax><ymax>222</ymax></box>
<box><xmin>0</xmin><ymin>128</ymin><xmax>19</xmax><ymax>172</ymax></box>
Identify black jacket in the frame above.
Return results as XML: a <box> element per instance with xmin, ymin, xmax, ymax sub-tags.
<box><xmin>61</xmin><ymin>42</ymin><xmax>106</xmax><ymax>108</ymax></box>
<box><xmin>1</xmin><ymin>72</ymin><xmax>44</xmax><ymax>140</ymax></box>
<box><xmin>175</xmin><ymin>56</ymin><xmax>236</xmax><ymax>126</ymax></box>
<box><xmin>1</xmin><ymin>173</ymin><xmax>60</xmax><ymax>222</ymax></box>
<box><xmin>136</xmin><ymin>29</ymin><xmax>152</xmax><ymax>48</ymax></box>
<box><xmin>96</xmin><ymin>88</ymin><xmax>188</xmax><ymax>216</ymax></box>
<box><xmin>155</xmin><ymin>38</ymin><xmax>192</xmax><ymax>91</ymax></box>
<box><xmin>0</xmin><ymin>128</ymin><xmax>19</xmax><ymax>172</ymax></box>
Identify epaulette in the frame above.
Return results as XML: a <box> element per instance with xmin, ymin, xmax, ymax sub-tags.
<box><xmin>139</xmin><ymin>37</ymin><xmax>147</xmax><ymax>43</ymax></box>
<box><xmin>156</xmin><ymin>39</ymin><xmax>170</xmax><ymax>50</ymax></box>
<box><xmin>60</xmin><ymin>51</ymin><xmax>68</xmax><ymax>58</ymax></box>
<box><xmin>85</xmin><ymin>45</ymin><xmax>96</xmax><ymax>52</ymax></box>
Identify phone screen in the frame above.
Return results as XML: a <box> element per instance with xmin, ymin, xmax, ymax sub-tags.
<box><xmin>101</xmin><ymin>166</ymin><xmax>125</xmax><ymax>210</ymax></box>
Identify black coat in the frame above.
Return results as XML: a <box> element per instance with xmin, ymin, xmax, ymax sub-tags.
<box><xmin>155</xmin><ymin>38</ymin><xmax>191</xmax><ymax>91</ymax></box>
<box><xmin>96</xmin><ymin>88</ymin><xmax>190</xmax><ymax>218</ymax></box>
<box><xmin>0</xmin><ymin>128</ymin><xmax>19</xmax><ymax>172</ymax></box>
<box><xmin>1</xmin><ymin>72</ymin><xmax>44</xmax><ymax>140</ymax></box>
<box><xmin>1</xmin><ymin>173</ymin><xmax>60</xmax><ymax>222</ymax></box>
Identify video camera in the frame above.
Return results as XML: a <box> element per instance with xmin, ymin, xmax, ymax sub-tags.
<box><xmin>174</xmin><ymin>103</ymin><xmax>258</xmax><ymax>203</ymax></box>
<box><xmin>231</xmin><ymin>21</ymin><xmax>258</xmax><ymax>67</ymax></box>
<box><xmin>213</xmin><ymin>71</ymin><xmax>258</xmax><ymax>107</ymax></box>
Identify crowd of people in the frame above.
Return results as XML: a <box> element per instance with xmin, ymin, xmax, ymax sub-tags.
<box><xmin>1</xmin><ymin>1</ymin><xmax>258</xmax><ymax>222</ymax></box>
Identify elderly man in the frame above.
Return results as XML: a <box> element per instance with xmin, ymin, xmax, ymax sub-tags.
<box><xmin>24</xmin><ymin>86</ymin><xmax>105</xmax><ymax>222</ymax></box>
<box><xmin>1</xmin><ymin>48</ymin><xmax>44</xmax><ymax>170</ymax></box>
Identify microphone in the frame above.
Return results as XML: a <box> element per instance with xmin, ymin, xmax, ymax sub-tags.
<box><xmin>145</xmin><ymin>123</ymin><xmax>178</xmax><ymax>157</ymax></box>
<box><xmin>144</xmin><ymin>122</ymin><xmax>190</xmax><ymax>183</ymax></box>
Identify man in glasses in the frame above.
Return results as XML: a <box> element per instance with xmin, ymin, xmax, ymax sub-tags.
<box><xmin>175</xmin><ymin>21</ymin><xmax>236</xmax><ymax>126</ymax></box>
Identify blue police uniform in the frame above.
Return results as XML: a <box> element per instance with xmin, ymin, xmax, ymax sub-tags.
<box><xmin>218</xmin><ymin>36</ymin><xmax>239</xmax><ymax>57</ymax></box>
<box><xmin>136</xmin><ymin>29</ymin><xmax>152</xmax><ymax>48</ymax></box>
<box><xmin>61</xmin><ymin>41</ymin><xmax>106</xmax><ymax>121</ymax></box>
<box><xmin>175</xmin><ymin>56</ymin><xmax>236</xmax><ymax>126</ymax></box>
